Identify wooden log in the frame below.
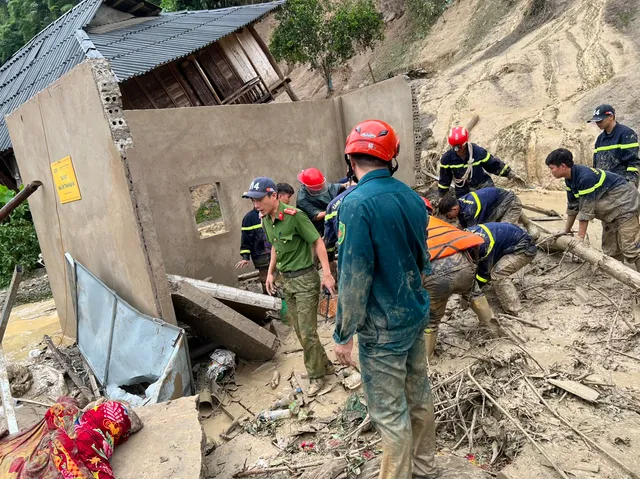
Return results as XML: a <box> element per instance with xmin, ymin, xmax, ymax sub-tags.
<box><xmin>44</xmin><ymin>335</ymin><xmax>94</xmax><ymax>401</ymax></box>
<box><xmin>522</xmin><ymin>204</ymin><xmax>560</xmax><ymax>217</ymax></box>
<box><xmin>521</xmin><ymin>213</ymin><xmax>640</xmax><ymax>291</ymax></box>
<box><xmin>0</xmin><ymin>265</ymin><xmax>22</xmax><ymax>340</ymax></box>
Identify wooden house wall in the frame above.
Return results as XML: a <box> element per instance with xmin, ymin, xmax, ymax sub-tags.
<box><xmin>120</xmin><ymin>31</ymin><xmax>282</xmax><ymax>111</ymax></box>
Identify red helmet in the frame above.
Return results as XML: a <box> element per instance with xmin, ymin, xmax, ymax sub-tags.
<box><xmin>344</xmin><ymin>120</ymin><xmax>400</xmax><ymax>162</ymax></box>
<box><xmin>448</xmin><ymin>126</ymin><xmax>469</xmax><ymax>147</ymax></box>
<box><xmin>297</xmin><ymin>168</ymin><xmax>326</xmax><ymax>191</ymax></box>
<box><xmin>422</xmin><ymin>197</ymin><xmax>433</xmax><ymax>213</ymax></box>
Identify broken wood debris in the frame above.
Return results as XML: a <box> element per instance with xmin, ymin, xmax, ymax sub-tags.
<box><xmin>547</xmin><ymin>379</ymin><xmax>599</xmax><ymax>403</ymax></box>
<box><xmin>44</xmin><ymin>335</ymin><xmax>94</xmax><ymax>401</ymax></box>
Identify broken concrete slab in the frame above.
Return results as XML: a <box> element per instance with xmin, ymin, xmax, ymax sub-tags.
<box><xmin>169</xmin><ymin>275</ymin><xmax>281</xmax><ymax>322</ymax></box>
<box><xmin>171</xmin><ymin>281</ymin><xmax>277</xmax><ymax>360</ymax></box>
<box><xmin>111</xmin><ymin>395</ymin><xmax>205</xmax><ymax>479</ymax></box>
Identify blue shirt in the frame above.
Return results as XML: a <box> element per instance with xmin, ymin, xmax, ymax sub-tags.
<box><xmin>467</xmin><ymin>223</ymin><xmax>536</xmax><ymax>284</ymax></box>
<box><xmin>324</xmin><ymin>185</ymin><xmax>357</xmax><ymax>253</ymax></box>
<box><xmin>240</xmin><ymin>209</ymin><xmax>271</xmax><ymax>267</ymax></box>
<box><xmin>593</xmin><ymin>123</ymin><xmax>640</xmax><ymax>182</ymax></box>
<box><xmin>334</xmin><ymin>169</ymin><xmax>431</xmax><ymax>345</ymax></box>
<box><xmin>457</xmin><ymin>187</ymin><xmax>510</xmax><ymax>228</ymax></box>
<box><xmin>438</xmin><ymin>143</ymin><xmax>511</xmax><ymax>198</ymax></box>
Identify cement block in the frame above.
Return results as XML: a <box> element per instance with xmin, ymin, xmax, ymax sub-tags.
<box><xmin>111</xmin><ymin>395</ymin><xmax>205</xmax><ymax>479</ymax></box>
<box><xmin>171</xmin><ymin>281</ymin><xmax>277</xmax><ymax>360</ymax></box>
<box><xmin>205</xmin><ymin>432</ymin><xmax>279</xmax><ymax>479</ymax></box>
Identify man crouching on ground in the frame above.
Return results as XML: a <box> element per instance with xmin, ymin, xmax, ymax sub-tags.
<box><xmin>333</xmin><ymin>120</ymin><xmax>438</xmax><ymax>479</ymax></box>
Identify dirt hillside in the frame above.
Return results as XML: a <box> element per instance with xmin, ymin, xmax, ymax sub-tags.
<box><xmin>267</xmin><ymin>0</ymin><xmax>640</xmax><ymax>189</ymax></box>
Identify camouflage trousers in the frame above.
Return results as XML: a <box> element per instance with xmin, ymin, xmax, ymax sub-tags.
<box><xmin>359</xmin><ymin>331</ymin><xmax>436</xmax><ymax>479</ymax></box>
<box><xmin>282</xmin><ymin>270</ymin><xmax>330</xmax><ymax>380</ymax></box>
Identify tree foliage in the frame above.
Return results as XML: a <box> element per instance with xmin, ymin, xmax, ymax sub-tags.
<box><xmin>160</xmin><ymin>0</ymin><xmax>262</xmax><ymax>12</ymax></box>
<box><xmin>0</xmin><ymin>0</ymin><xmax>78</xmax><ymax>65</ymax></box>
<box><xmin>0</xmin><ymin>185</ymin><xmax>41</xmax><ymax>287</ymax></box>
<box><xmin>269</xmin><ymin>0</ymin><xmax>384</xmax><ymax>93</ymax></box>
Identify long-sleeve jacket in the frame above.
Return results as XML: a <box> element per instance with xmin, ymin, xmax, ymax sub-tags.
<box><xmin>593</xmin><ymin>123</ymin><xmax>640</xmax><ymax>184</ymax></box>
<box><xmin>324</xmin><ymin>185</ymin><xmax>357</xmax><ymax>254</ymax></box>
<box><xmin>467</xmin><ymin>222</ymin><xmax>536</xmax><ymax>284</ymax></box>
<box><xmin>565</xmin><ymin>165</ymin><xmax>640</xmax><ymax>228</ymax></box>
<box><xmin>240</xmin><ymin>209</ymin><xmax>271</xmax><ymax>268</ymax></box>
<box><xmin>296</xmin><ymin>183</ymin><xmax>343</xmax><ymax>234</ymax></box>
<box><xmin>456</xmin><ymin>187</ymin><xmax>512</xmax><ymax>228</ymax></box>
<box><xmin>334</xmin><ymin>169</ymin><xmax>431</xmax><ymax>345</ymax></box>
<box><xmin>438</xmin><ymin>143</ymin><xmax>512</xmax><ymax>198</ymax></box>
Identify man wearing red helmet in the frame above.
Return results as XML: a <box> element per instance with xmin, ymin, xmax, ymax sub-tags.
<box><xmin>333</xmin><ymin>120</ymin><xmax>437</xmax><ymax>478</ymax></box>
<box><xmin>296</xmin><ymin>168</ymin><xmax>346</xmax><ymax>235</ymax></box>
<box><xmin>438</xmin><ymin>126</ymin><xmax>526</xmax><ymax>198</ymax></box>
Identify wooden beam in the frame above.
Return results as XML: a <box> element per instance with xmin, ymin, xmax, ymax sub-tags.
<box><xmin>134</xmin><ymin>77</ymin><xmax>160</xmax><ymax>109</ymax></box>
<box><xmin>153</xmin><ymin>70</ymin><xmax>178</xmax><ymax>108</ymax></box>
<box><xmin>110</xmin><ymin>0</ymin><xmax>126</xmax><ymax>7</ymax></box>
<box><xmin>128</xmin><ymin>2</ymin><xmax>145</xmax><ymax>13</ymax></box>
<box><xmin>169</xmin><ymin>63</ymin><xmax>201</xmax><ymax>107</ymax></box>
<box><xmin>190</xmin><ymin>56</ymin><xmax>223</xmax><ymax>105</ymax></box>
<box><xmin>247</xmin><ymin>24</ymin><xmax>298</xmax><ymax>101</ymax></box>
<box><xmin>235</xmin><ymin>32</ymin><xmax>274</xmax><ymax>103</ymax></box>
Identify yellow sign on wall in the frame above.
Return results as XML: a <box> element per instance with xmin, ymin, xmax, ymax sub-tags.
<box><xmin>51</xmin><ymin>156</ymin><xmax>82</xmax><ymax>204</ymax></box>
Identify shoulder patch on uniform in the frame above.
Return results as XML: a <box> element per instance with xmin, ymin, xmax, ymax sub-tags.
<box><xmin>338</xmin><ymin>222</ymin><xmax>346</xmax><ymax>245</ymax></box>
<box><xmin>284</xmin><ymin>208</ymin><xmax>297</xmax><ymax>216</ymax></box>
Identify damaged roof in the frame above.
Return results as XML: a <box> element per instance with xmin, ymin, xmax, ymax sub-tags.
<box><xmin>0</xmin><ymin>0</ymin><xmax>283</xmax><ymax>154</ymax></box>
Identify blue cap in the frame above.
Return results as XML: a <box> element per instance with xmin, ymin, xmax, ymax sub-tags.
<box><xmin>588</xmin><ymin>104</ymin><xmax>615</xmax><ymax>123</ymax></box>
<box><xmin>243</xmin><ymin>177</ymin><xmax>277</xmax><ymax>199</ymax></box>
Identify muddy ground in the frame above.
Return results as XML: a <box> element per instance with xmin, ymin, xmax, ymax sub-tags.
<box><xmin>2</xmin><ymin>190</ymin><xmax>640</xmax><ymax>478</ymax></box>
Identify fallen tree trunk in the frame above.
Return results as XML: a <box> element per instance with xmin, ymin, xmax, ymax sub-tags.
<box><xmin>521</xmin><ymin>213</ymin><xmax>640</xmax><ymax>291</ymax></box>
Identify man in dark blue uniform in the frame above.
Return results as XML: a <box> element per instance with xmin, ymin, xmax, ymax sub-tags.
<box><xmin>467</xmin><ymin>222</ymin><xmax>537</xmax><ymax>315</ymax></box>
<box><xmin>333</xmin><ymin>120</ymin><xmax>436</xmax><ymax>479</ymax></box>
<box><xmin>438</xmin><ymin>187</ymin><xmax>522</xmax><ymax>228</ymax></box>
<box><xmin>324</xmin><ymin>180</ymin><xmax>356</xmax><ymax>263</ymax></box>
<box><xmin>588</xmin><ymin>104</ymin><xmax>640</xmax><ymax>185</ymax></box>
<box><xmin>236</xmin><ymin>204</ymin><xmax>271</xmax><ymax>293</ymax></box>
<box><xmin>438</xmin><ymin>126</ymin><xmax>526</xmax><ymax>198</ymax></box>
<box><xmin>546</xmin><ymin>148</ymin><xmax>640</xmax><ymax>268</ymax></box>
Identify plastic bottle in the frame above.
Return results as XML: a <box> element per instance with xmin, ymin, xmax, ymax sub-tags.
<box><xmin>259</xmin><ymin>409</ymin><xmax>292</xmax><ymax>421</ymax></box>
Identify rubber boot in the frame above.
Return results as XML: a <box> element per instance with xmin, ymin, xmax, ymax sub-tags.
<box><xmin>493</xmin><ymin>279</ymin><xmax>522</xmax><ymax>315</ymax></box>
<box><xmin>425</xmin><ymin>328</ymin><xmax>438</xmax><ymax>360</ymax></box>
<box><xmin>469</xmin><ymin>295</ymin><xmax>503</xmax><ymax>338</ymax></box>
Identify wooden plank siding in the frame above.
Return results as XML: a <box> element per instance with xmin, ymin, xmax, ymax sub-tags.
<box><xmin>120</xmin><ymin>32</ymin><xmax>293</xmax><ymax>111</ymax></box>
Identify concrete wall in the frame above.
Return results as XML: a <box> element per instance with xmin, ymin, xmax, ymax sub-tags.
<box><xmin>6</xmin><ymin>60</ymin><xmax>176</xmax><ymax>336</ymax></box>
<box><xmin>124</xmin><ymin>100</ymin><xmax>344</xmax><ymax>285</ymax></box>
<box><xmin>340</xmin><ymin>76</ymin><xmax>418</xmax><ymax>187</ymax></box>
<box><xmin>124</xmin><ymin>76</ymin><xmax>417</xmax><ymax>285</ymax></box>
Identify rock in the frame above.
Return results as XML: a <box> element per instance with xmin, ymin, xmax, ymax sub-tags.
<box><xmin>205</xmin><ymin>432</ymin><xmax>279</xmax><ymax>479</ymax></box>
<box><xmin>111</xmin><ymin>395</ymin><xmax>205</xmax><ymax>479</ymax></box>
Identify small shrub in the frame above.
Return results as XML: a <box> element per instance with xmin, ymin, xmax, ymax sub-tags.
<box><xmin>405</xmin><ymin>0</ymin><xmax>449</xmax><ymax>37</ymax></box>
<box><xmin>604</xmin><ymin>0</ymin><xmax>637</xmax><ymax>31</ymax></box>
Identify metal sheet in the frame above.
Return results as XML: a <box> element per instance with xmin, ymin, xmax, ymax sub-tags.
<box><xmin>74</xmin><ymin>256</ymin><xmax>192</xmax><ymax>404</ymax></box>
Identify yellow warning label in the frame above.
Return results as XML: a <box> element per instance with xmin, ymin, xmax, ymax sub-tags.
<box><xmin>51</xmin><ymin>156</ymin><xmax>81</xmax><ymax>204</ymax></box>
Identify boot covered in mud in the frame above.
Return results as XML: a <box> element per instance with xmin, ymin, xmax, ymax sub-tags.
<box><xmin>493</xmin><ymin>279</ymin><xmax>522</xmax><ymax>315</ymax></box>
<box><xmin>425</xmin><ymin>328</ymin><xmax>438</xmax><ymax>360</ymax></box>
<box><xmin>469</xmin><ymin>295</ymin><xmax>503</xmax><ymax>338</ymax></box>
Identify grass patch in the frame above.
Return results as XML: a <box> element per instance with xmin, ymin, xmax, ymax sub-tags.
<box><xmin>195</xmin><ymin>199</ymin><xmax>222</xmax><ymax>224</ymax></box>
<box><xmin>405</xmin><ymin>0</ymin><xmax>449</xmax><ymax>38</ymax></box>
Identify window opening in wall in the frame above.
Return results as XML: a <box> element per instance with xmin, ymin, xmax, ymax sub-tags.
<box><xmin>190</xmin><ymin>183</ymin><xmax>227</xmax><ymax>239</ymax></box>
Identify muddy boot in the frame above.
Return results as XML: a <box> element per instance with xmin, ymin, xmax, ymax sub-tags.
<box><xmin>470</xmin><ymin>295</ymin><xmax>503</xmax><ymax>337</ymax></box>
<box><xmin>493</xmin><ymin>279</ymin><xmax>522</xmax><ymax>315</ymax></box>
<box><xmin>425</xmin><ymin>328</ymin><xmax>438</xmax><ymax>360</ymax></box>
<box><xmin>307</xmin><ymin>378</ymin><xmax>325</xmax><ymax>397</ymax></box>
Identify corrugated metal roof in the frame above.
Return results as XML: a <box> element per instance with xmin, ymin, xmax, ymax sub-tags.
<box><xmin>89</xmin><ymin>1</ymin><xmax>284</xmax><ymax>82</ymax></box>
<box><xmin>0</xmin><ymin>0</ymin><xmax>284</xmax><ymax>153</ymax></box>
<box><xmin>0</xmin><ymin>0</ymin><xmax>103</xmax><ymax>152</ymax></box>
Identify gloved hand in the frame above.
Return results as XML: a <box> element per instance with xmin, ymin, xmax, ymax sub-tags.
<box><xmin>568</xmin><ymin>235</ymin><xmax>588</xmax><ymax>249</ymax></box>
<box><xmin>508</xmin><ymin>171</ymin><xmax>528</xmax><ymax>188</ymax></box>
<box><xmin>626</xmin><ymin>175</ymin><xmax>639</xmax><ymax>187</ymax></box>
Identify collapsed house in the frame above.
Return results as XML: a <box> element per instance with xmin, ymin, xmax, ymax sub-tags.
<box><xmin>5</xmin><ymin>50</ymin><xmax>420</xmax><ymax>399</ymax></box>
<box><xmin>0</xmin><ymin>0</ymin><xmax>296</xmax><ymax>190</ymax></box>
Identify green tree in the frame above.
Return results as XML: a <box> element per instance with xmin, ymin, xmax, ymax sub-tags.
<box><xmin>160</xmin><ymin>0</ymin><xmax>261</xmax><ymax>12</ymax></box>
<box><xmin>269</xmin><ymin>0</ymin><xmax>384</xmax><ymax>93</ymax></box>
<box><xmin>0</xmin><ymin>185</ymin><xmax>41</xmax><ymax>287</ymax></box>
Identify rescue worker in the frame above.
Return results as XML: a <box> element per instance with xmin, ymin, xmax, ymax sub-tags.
<box><xmin>467</xmin><ymin>222</ymin><xmax>537</xmax><ymax>315</ymax></box>
<box><xmin>333</xmin><ymin>120</ymin><xmax>437</xmax><ymax>479</ymax></box>
<box><xmin>438</xmin><ymin>187</ymin><xmax>522</xmax><ymax>228</ymax></box>
<box><xmin>296</xmin><ymin>168</ymin><xmax>345</xmax><ymax>234</ymax></box>
<box><xmin>243</xmin><ymin>177</ymin><xmax>336</xmax><ymax>396</ymax></box>
<box><xmin>276</xmin><ymin>183</ymin><xmax>295</xmax><ymax>205</ymax></box>
<box><xmin>324</xmin><ymin>179</ymin><xmax>357</xmax><ymax>264</ymax></box>
<box><xmin>438</xmin><ymin>126</ymin><xmax>526</xmax><ymax>198</ymax></box>
<box><xmin>546</xmin><ymin>148</ymin><xmax>640</xmax><ymax>267</ymax></box>
<box><xmin>422</xmin><ymin>215</ymin><xmax>502</xmax><ymax>358</ymax></box>
<box><xmin>236</xmin><ymin>202</ymin><xmax>271</xmax><ymax>293</ymax></box>
<box><xmin>588</xmin><ymin>104</ymin><xmax>640</xmax><ymax>185</ymax></box>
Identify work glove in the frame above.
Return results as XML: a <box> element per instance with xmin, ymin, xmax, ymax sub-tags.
<box><xmin>508</xmin><ymin>171</ymin><xmax>528</xmax><ymax>188</ymax></box>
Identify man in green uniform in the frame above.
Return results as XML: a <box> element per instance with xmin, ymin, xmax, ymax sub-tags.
<box><xmin>243</xmin><ymin>177</ymin><xmax>336</xmax><ymax>396</ymax></box>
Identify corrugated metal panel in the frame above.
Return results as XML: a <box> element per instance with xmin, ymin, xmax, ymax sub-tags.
<box><xmin>0</xmin><ymin>0</ymin><xmax>283</xmax><ymax>153</ymax></box>
<box><xmin>89</xmin><ymin>1</ymin><xmax>284</xmax><ymax>81</ymax></box>
<box><xmin>0</xmin><ymin>0</ymin><xmax>103</xmax><ymax>152</ymax></box>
